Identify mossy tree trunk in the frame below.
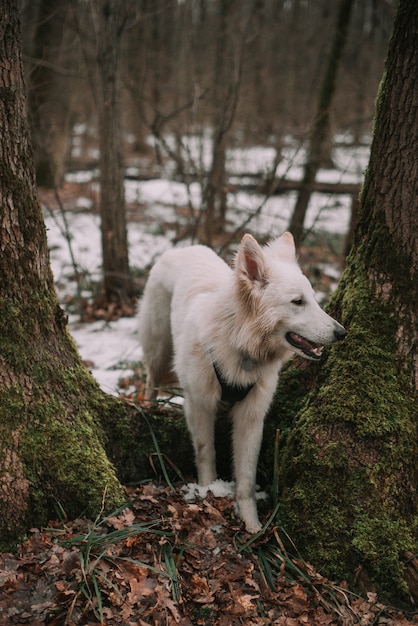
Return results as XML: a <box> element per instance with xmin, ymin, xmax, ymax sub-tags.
<box><xmin>270</xmin><ymin>0</ymin><xmax>417</xmax><ymax>604</ymax></box>
<box><xmin>0</xmin><ymin>0</ymin><xmax>127</xmax><ymax>550</ymax></box>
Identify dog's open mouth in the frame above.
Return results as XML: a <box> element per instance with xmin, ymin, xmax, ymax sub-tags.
<box><xmin>286</xmin><ymin>332</ymin><xmax>323</xmax><ymax>360</ymax></box>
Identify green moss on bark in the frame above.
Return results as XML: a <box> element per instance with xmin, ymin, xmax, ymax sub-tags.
<box><xmin>268</xmin><ymin>257</ymin><xmax>417</xmax><ymax>603</ymax></box>
<box><xmin>21</xmin><ymin>399</ymin><xmax>124</xmax><ymax>517</ymax></box>
<box><xmin>0</xmin><ymin>292</ymin><xmax>126</xmax><ymax>550</ymax></box>
<box><xmin>100</xmin><ymin>402</ymin><xmax>195</xmax><ymax>485</ymax></box>
<box><xmin>0</xmin><ymin>375</ymin><xmax>125</xmax><ymax>543</ymax></box>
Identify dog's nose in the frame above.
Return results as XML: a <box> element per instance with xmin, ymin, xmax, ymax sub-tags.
<box><xmin>334</xmin><ymin>324</ymin><xmax>347</xmax><ymax>342</ymax></box>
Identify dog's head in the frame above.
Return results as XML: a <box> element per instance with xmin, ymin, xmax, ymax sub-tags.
<box><xmin>234</xmin><ymin>232</ymin><xmax>346</xmax><ymax>361</ymax></box>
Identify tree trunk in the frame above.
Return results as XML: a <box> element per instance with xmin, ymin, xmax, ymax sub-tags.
<box><xmin>344</xmin><ymin>193</ymin><xmax>359</xmax><ymax>257</ymax></box>
<box><xmin>201</xmin><ymin>0</ymin><xmax>230</xmax><ymax>246</ymax></box>
<box><xmin>269</xmin><ymin>0</ymin><xmax>418</xmax><ymax>604</ymax></box>
<box><xmin>203</xmin><ymin>130</ymin><xmax>227</xmax><ymax>245</ymax></box>
<box><xmin>73</xmin><ymin>0</ymin><xmax>132</xmax><ymax>302</ymax></box>
<box><xmin>201</xmin><ymin>0</ymin><xmax>246</xmax><ymax>245</ymax></box>
<box><xmin>0</xmin><ymin>0</ymin><xmax>126</xmax><ymax>550</ymax></box>
<box><xmin>92</xmin><ymin>0</ymin><xmax>132</xmax><ymax>302</ymax></box>
<box><xmin>26</xmin><ymin>0</ymin><xmax>72</xmax><ymax>187</ymax></box>
<box><xmin>289</xmin><ymin>0</ymin><xmax>354</xmax><ymax>246</ymax></box>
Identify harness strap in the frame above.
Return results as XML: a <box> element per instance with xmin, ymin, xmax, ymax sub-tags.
<box><xmin>213</xmin><ymin>361</ymin><xmax>255</xmax><ymax>405</ymax></box>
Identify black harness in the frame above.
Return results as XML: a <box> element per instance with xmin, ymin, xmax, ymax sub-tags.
<box><xmin>213</xmin><ymin>361</ymin><xmax>255</xmax><ymax>405</ymax></box>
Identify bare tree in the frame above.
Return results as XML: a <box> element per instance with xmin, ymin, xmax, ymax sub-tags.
<box><xmin>72</xmin><ymin>0</ymin><xmax>133</xmax><ymax>303</ymax></box>
<box><xmin>26</xmin><ymin>0</ymin><xmax>73</xmax><ymax>187</ymax></box>
<box><xmin>93</xmin><ymin>0</ymin><xmax>133</xmax><ymax>302</ymax></box>
<box><xmin>288</xmin><ymin>0</ymin><xmax>355</xmax><ymax>246</ymax></box>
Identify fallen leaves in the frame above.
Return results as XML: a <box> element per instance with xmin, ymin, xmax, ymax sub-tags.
<box><xmin>0</xmin><ymin>483</ymin><xmax>417</xmax><ymax>625</ymax></box>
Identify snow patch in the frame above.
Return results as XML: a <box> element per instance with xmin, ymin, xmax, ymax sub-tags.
<box><xmin>182</xmin><ymin>480</ymin><xmax>268</xmax><ymax>502</ymax></box>
<box><xmin>182</xmin><ymin>480</ymin><xmax>237</xmax><ymax>501</ymax></box>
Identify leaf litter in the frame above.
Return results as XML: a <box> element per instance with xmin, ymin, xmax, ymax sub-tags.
<box><xmin>0</xmin><ymin>482</ymin><xmax>416</xmax><ymax>625</ymax></box>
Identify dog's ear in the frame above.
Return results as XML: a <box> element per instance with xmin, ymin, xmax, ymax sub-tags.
<box><xmin>267</xmin><ymin>231</ymin><xmax>296</xmax><ymax>261</ymax></box>
<box><xmin>236</xmin><ymin>234</ymin><xmax>268</xmax><ymax>287</ymax></box>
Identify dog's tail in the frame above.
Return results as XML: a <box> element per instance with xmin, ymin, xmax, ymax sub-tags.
<box><xmin>138</xmin><ymin>269</ymin><xmax>174</xmax><ymax>401</ymax></box>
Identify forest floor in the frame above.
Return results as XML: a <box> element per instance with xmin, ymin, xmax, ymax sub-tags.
<box><xmin>2</xmin><ymin>143</ymin><xmax>417</xmax><ymax>625</ymax></box>
<box><xmin>1</xmin><ymin>480</ymin><xmax>418</xmax><ymax>625</ymax></box>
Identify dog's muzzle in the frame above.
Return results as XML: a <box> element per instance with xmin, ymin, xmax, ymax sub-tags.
<box><xmin>286</xmin><ymin>323</ymin><xmax>347</xmax><ymax>360</ymax></box>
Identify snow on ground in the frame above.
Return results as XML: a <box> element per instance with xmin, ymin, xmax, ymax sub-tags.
<box><xmin>182</xmin><ymin>480</ymin><xmax>268</xmax><ymax>503</ymax></box>
<box><xmin>67</xmin><ymin>316</ymin><xmax>141</xmax><ymax>395</ymax></box>
<box><xmin>45</xmin><ymin>141</ymin><xmax>369</xmax><ymax>397</ymax></box>
<box><xmin>47</xmin><ymin>211</ymin><xmax>173</xmax><ymax>396</ymax></box>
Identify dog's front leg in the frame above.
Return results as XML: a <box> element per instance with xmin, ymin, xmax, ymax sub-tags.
<box><xmin>232</xmin><ymin>404</ymin><xmax>265</xmax><ymax>533</ymax></box>
<box><xmin>184</xmin><ymin>394</ymin><xmax>217</xmax><ymax>486</ymax></box>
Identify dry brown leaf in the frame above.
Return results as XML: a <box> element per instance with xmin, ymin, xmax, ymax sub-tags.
<box><xmin>107</xmin><ymin>507</ymin><xmax>136</xmax><ymax>529</ymax></box>
<box><xmin>156</xmin><ymin>584</ymin><xmax>182</xmax><ymax>623</ymax></box>
<box><xmin>128</xmin><ymin>574</ymin><xmax>158</xmax><ymax>605</ymax></box>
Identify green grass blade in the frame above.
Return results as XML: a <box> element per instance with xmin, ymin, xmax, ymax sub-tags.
<box><xmin>91</xmin><ymin>571</ymin><xmax>104</xmax><ymax>623</ymax></box>
<box><xmin>272</xmin><ymin>428</ymin><xmax>280</xmax><ymax>507</ymax></box>
<box><xmin>162</xmin><ymin>542</ymin><xmax>181</xmax><ymax>602</ymax></box>
<box><xmin>116</xmin><ymin>556</ymin><xmax>172</xmax><ymax>579</ymax></box>
<box><xmin>137</xmin><ymin>406</ymin><xmax>176</xmax><ymax>491</ymax></box>
<box><xmin>257</xmin><ymin>547</ymin><xmax>276</xmax><ymax>591</ymax></box>
<box><xmin>238</xmin><ymin>500</ymin><xmax>280</xmax><ymax>553</ymax></box>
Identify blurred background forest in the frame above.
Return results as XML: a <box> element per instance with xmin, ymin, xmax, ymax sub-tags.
<box><xmin>20</xmin><ymin>0</ymin><xmax>393</xmax><ymax>172</ymax></box>
<box><xmin>18</xmin><ymin>0</ymin><xmax>396</xmax><ymax>301</ymax></box>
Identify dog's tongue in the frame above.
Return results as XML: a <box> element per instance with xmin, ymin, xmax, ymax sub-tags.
<box><xmin>288</xmin><ymin>332</ymin><xmax>323</xmax><ymax>358</ymax></box>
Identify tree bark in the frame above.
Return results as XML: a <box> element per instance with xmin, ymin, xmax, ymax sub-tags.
<box><xmin>269</xmin><ymin>0</ymin><xmax>418</xmax><ymax>603</ymax></box>
<box><xmin>72</xmin><ymin>0</ymin><xmax>132</xmax><ymax>302</ymax></box>
<box><xmin>289</xmin><ymin>0</ymin><xmax>354</xmax><ymax>246</ymax></box>
<box><xmin>0</xmin><ymin>0</ymin><xmax>126</xmax><ymax>550</ymax></box>
<box><xmin>92</xmin><ymin>0</ymin><xmax>132</xmax><ymax>302</ymax></box>
<box><xmin>201</xmin><ymin>0</ymin><xmax>231</xmax><ymax>246</ymax></box>
<box><xmin>201</xmin><ymin>0</ymin><xmax>246</xmax><ymax>245</ymax></box>
<box><xmin>26</xmin><ymin>0</ymin><xmax>73</xmax><ymax>187</ymax></box>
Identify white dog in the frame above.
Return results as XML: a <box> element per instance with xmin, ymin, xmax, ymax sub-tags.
<box><xmin>138</xmin><ymin>232</ymin><xmax>346</xmax><ymax>532</ymax></box>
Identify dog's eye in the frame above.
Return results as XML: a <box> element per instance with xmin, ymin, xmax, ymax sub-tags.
<box><xmin>292</xmin><ymin>298</ymin><xmax>304</xmax><ymax>306</ymax></box>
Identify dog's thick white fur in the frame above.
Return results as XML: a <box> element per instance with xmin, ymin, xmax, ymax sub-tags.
<box><xmin>138</xmin><ymin>232</ymin><xmax>346</xmax><ymax>533</ymax></box>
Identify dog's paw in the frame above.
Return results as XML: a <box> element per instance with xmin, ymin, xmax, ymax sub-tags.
<box><xmin>244</xmin><ymin>519</ymin><xmax>262</xmax><ymax>534</ymax></box>
<box><xmin>237</xmin><ymin>497</ymin><xmax>262</xmax><ymax>534</ymax></box>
